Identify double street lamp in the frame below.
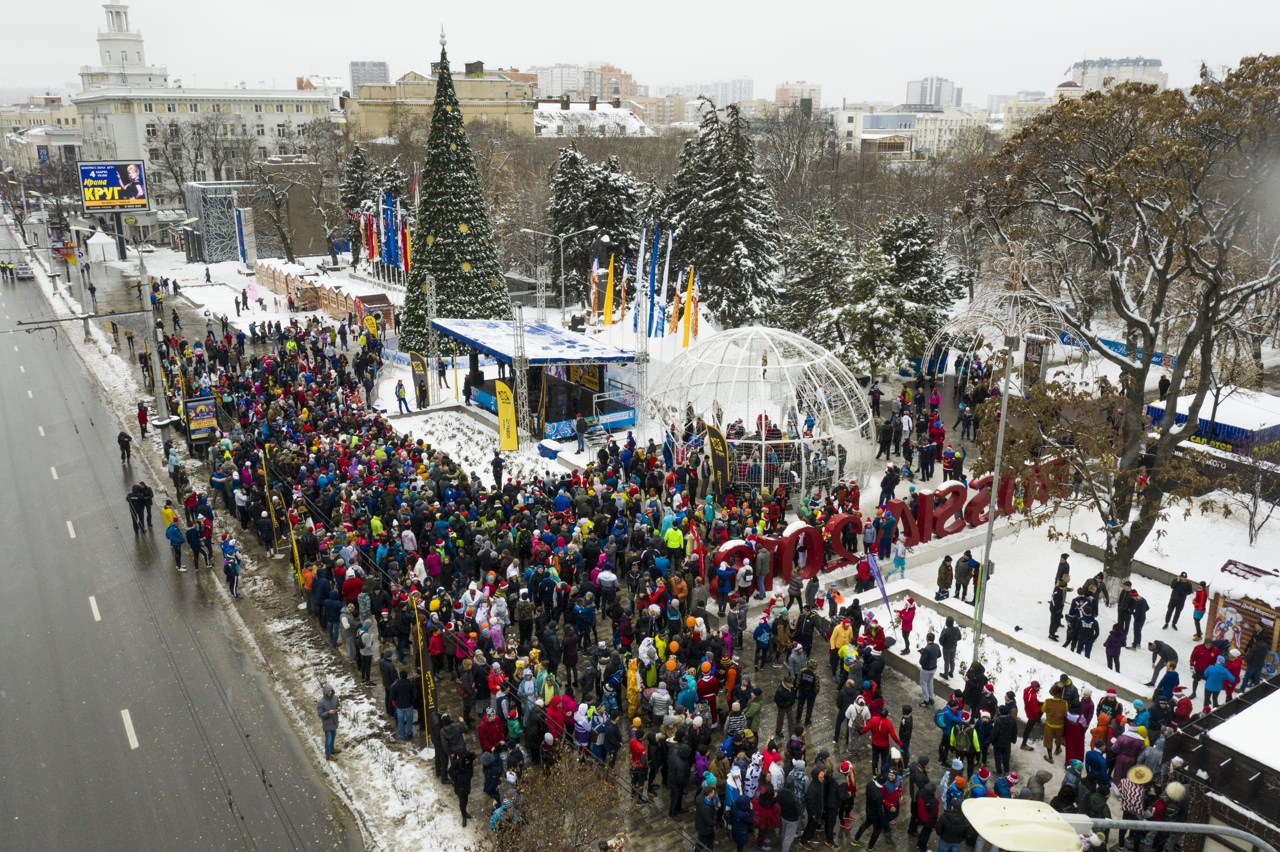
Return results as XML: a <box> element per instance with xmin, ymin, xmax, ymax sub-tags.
<box><xmin>520</xmin><ymin>224</ymin><xmax>598</xmax><ymax>324</ymax></box>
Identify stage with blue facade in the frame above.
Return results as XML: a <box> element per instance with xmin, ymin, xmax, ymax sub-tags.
<box><xmin>430</xmin><ymin>318</ymin><xmax>638</xmax><ymax>440</ymax></box>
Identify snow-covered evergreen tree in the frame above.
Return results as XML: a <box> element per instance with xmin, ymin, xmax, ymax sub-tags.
<box><xmin>875</xmin><ymin>214</ymin><xmax>962</xmax><ymax>343</ymax></box>
<box><xmin>776</xmin><ymin>205</ymin><xmax>858</xmax><ymax>351</ymax></box>
<box><xmin>666</xmin><ymin>101</ymin><xmax>781</xmax><ymax>327</ymax></box>
<box><xmin>545</xmin><ymin>145</ymin><xmax>640</xmax><ymax>308</ymax></box>
<box><xmin>339</xmin><ymin>143</ymin><xmax>372</xmax><ymax>265</ymax></box>
<box><xmin>400</xmin><ymin>41</ymin><xmax>510</xmax><ymax>350</ymax></box>
<box><xmin>842</xmin><ymin>242</ymin><xmax>916</xmax><ymax>378</ymax></box>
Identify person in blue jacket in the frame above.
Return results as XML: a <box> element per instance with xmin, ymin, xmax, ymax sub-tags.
<box><xmin>1203</xmin><ymin>656</ymin><xmax>1237</xmax><ymax>707</ymax></box>
<box><xmin>166</xmin><ymin>520</ymin><xmax>186</xmax><ymax>571</ymax></box>
<box><xmin>729</xmin><ymin>786</ymin><xmax>755</xmax><ymax>851</ymax></box>
<box><xmin>754</xmin><ymin>616</ymin><xmax>774</xmax><ymax>669</ymax></box>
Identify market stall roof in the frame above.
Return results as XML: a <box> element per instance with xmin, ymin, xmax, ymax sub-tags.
<box><xmin>1208</xmin><ymin>685</ymin><xmax>1280</xmax><ymax>771</ymax></box>
<box><xmin>1148</xmin><ymin>387</ymin><xmax>1280</xmax><ymax>433</ymax></box>
<box><xmin>431</xmin><ymin>318</ymin><xmax>635</xmax><ymax>365</ymax></box>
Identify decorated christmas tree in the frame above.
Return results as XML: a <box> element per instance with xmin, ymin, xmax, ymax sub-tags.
<box><xmin>400</xmin><ymin>34</ymin><xmax>509</xmax><ymax>351</ymax></box>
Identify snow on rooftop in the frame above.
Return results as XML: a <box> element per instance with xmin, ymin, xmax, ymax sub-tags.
<box><xmin>1208</xmin><ymin>687</ymin><xmax>1280</xmax><ymax>770</ymax></box>
<box><xmin>1149</xmin><ymin>387</ymin><xmax>1280</xmax><ymax>433</ymax></box>
<box><xmin>534</xmin><ymin>103</ymin><xmax>652</xmax><ymax>137</ymax></box>
<box><xmin>431</xmin><ymin>318</ymin><xmax>635</xmax><ymax>364</ymax></box>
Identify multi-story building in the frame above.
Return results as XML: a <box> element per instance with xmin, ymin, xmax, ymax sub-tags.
<box><xmin>532</xmin><ymin>64</ymin><xmax>586</xmax><ymax>99</ymax></box>
<box><xmin>530</xmin><ymin>63</ymin><xmax>647</xmax><ymax>100</ymax></box>
<box><xmin>655</xmin><ymin>79</ymin><xmax>754</xmax><ymax>108</ymax></box>
<box><xmin>0</xmin><ymin>96</ymin><xmax>79</xmax><ymax>133</ymax></box>
<box><xmin>914</xmin><ymin>109</ymin><xmax>986</xmax><ymax>157</ymax></box>
<box><xmin>348</xmin><ymin>61</ymin><xmax>389</xmax><ymax>94</ymax></box>
<box><xmin>344</xmin><ymin>62</ymin><xmax>535</xmax><ymax>137</ymax></box>
<box><xmin>1071</xmin><ymin>57</ymin><xmax>1167</xmax><ymax>90</ymax></box>
<box><xmin>830</xmin><ymin>99</ymin><xmax>984</xmax><ymax>158</ymax></box>
<box><xmin>626</xmin><ymin>95</ymin><xmax>688</xmax><ymax>127</ymax></box>
<box><xmin>775</xmin><ymin>81</ymin><xmax>822</xmax><ymax>108</ymax></box>
<box><xmin>71</xmin><ymin>4</ymin><xmax>335</xmax><ymax>238</ymax></box>
<box><xmin>906</xmin><ymin>76</ymin><xmax>962</xmax><ymax>109</ymax></box>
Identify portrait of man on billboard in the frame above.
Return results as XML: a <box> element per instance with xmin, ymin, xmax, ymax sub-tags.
<box><xmin>117</xmin><ymin>163</ymin><xmax>146</xmax><ymax>199</ymax></box>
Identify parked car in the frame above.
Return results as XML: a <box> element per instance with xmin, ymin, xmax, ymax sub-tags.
<box><xmin>14</xmin><ymin>263</ymin><xmax>34</xmax><ymax>280</ymax></box>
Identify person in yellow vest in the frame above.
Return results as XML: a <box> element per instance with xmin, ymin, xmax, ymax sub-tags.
<box><xmin>395</xmin><ymin>379</ymin><xmax>410</xmax><ymax>414</ymax></box>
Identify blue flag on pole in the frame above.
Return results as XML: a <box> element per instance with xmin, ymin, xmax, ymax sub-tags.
<box><xmin>647</xmin><ymin>223</ymin><xmax>661</xmax><ymax>336</ymax></box>
<box><xmin>867</xmin><ymin>554</ymin><xmax>893</xmax><ymax>617</ymax></box>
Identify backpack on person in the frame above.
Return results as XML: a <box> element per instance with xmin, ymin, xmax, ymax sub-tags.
<box><xmin>935</xmin><ymin>709</ymin><xmax>947</xmax><ymax>729</ymax></box>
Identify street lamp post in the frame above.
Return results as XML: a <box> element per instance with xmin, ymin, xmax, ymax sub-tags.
<box><xmin>134</xmin><ymin>217</ymin><xmax>197</xmax><ymax>447</ymax></box>
<box><xmin>922</xmin><ymin>242</ymin><xmax>1060</xmax><ymax>667</ymax></box>
<box><xmin>520</xmin><ymin>225</ymin><xmax>598</xmax><ymax>324</ymax></box>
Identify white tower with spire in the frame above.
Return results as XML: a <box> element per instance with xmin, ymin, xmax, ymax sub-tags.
<box><xmin>80</xmin><ymin>3</ymin><xmax>168</xmax><ymax>91</ymax></box>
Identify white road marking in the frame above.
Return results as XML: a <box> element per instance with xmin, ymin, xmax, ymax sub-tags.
<box><xmin>66</xmin><ymin>520</ymin><xmax>76</xmax><ymax>538</ymax></box>
<box><xmin>89</xmin><ymin>596</ymin><xmax>101</xmax><ymax>621</ymax></box>
<box><xmin>50</xmin><ymin>466</ymin><xmax>58</xmax><ymax>480</ymax></box>
<box><xmin>38</xmin><ymin>426</ymin><xmax>44</xmax><ymax>436</ymax></box>
<box><xmin>121</xmin><ymin>709</ymin><xmax>139</xmax><ymax>749</ymax></box>
<box><xmin>12</xmin><ymin>345</ymin><xmax>16</xmax><ymax>351</ymax></box>
<box><xmin>19</xmin><ymin>366</ymin><xmax>24</xmax><ymax>373</ymax></box>
<box><xmin>27</xmin><ymin>390</ymin><xmax>32</xmax><ymax>398</ymax></box>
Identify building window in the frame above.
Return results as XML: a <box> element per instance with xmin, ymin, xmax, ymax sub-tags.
<box><xmin>105</xmin><ymin>51</ymin><xmax>111</xmax><ymax>62</ymax></box>
<box><xmin>188</xmin><ymin>103</ymin><xmax>199</xmax><ymax>112</ymax></box>
<box><xmin>149</xmin><ymin>148</ymin><xmax>162</xmax><ymax>161</ymax></box>
<box><xmin>143</xmin><ymin>102</ymin><xmax>153</xmax><ymax>113</ymax></box>
<box><xmin>847</xmin><ymin>116</ymin><xmax>855</xmax><ymax>123</ymax></box>
<box><xmin>294</xmin><ymin>104</ymin><xmax>303</xmax><ymax>113</ymax></box>
<box><xmin>254</xmin><ymin>104</ymin><xmax>263</xmax><ymax>113</ymax></box>
<box><xmin>275</xmin><ymin>104</ymin><xmax>284</xmax><ymax>113</ymax></box>
<box><xmin>166</xmin><ymin>103</ymin><xmax>176</xmax><ymax>113</ymax></box>
<box><xmin>846</xmin><ymin>130</ymin><xmax>853</xmax><ymax>139</ymax></box>
<box><xmin>71</xmin><ymin>118</ymin><xmax>77</xmax><ymax>125</ymax></box>
<box><xmin>146</xmin><ymin>124</ymin><xmax>158</xmax><ymax>138</ymax></box>
<box><xmin>259</xmin><ymin>147</ymin><xmax>268</xmax><ymax>158</ymax></box>
<box><xmin>256</xmin><ymin>125</ymin><xmax>265</xmax><ymax>136</ymax></box>
<box><xmin>276</xmin><ymin>124</ymin><xmax>287</xmax><ymax>137</ymax></box>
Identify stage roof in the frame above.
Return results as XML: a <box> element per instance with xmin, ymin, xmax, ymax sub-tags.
<box><xmin>431</xmin><ymin>319</ymin><xmax>636</xmax><ymax>365</ymax></box>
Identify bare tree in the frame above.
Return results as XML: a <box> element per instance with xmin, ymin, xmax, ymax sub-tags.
<box><xmin>965</xmin><ymin>56</ymin><xmax>1280</xmax><ymax>587</ymax></box>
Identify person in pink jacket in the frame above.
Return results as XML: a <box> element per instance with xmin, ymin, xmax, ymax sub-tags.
<box><xmin>896</xmin><ymin>598</ymin><xmax>918</xmax><ymax>653</ymax></box>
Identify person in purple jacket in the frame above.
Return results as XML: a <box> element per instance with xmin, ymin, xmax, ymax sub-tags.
<box><xmin>1103</xmin><ymin>623</ymin><xmax>1127</xmax><ymax>672</ymax></box>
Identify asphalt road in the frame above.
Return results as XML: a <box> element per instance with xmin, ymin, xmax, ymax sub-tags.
<box><xmin>0</xmin><ymin>227</ymin><xmax>363</xmax><ymax>851</ymax></box>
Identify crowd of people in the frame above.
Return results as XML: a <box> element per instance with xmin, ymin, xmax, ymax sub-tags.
<box><xmin>134</xmin><ymin>311</ymin><xmax>1239</xmax><ymax>852</ymax></box>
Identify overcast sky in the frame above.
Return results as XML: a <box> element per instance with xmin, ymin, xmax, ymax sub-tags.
<box><xmin>7</xmin><ymin>0</ymin><xmax>1274</xmax><ymax>107</ymax></box>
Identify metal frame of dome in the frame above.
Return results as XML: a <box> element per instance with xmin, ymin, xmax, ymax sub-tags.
<box><xmin>643</xmin><ymin>326</ymin><xmax>874</xmax><ymax>499</ymax></box>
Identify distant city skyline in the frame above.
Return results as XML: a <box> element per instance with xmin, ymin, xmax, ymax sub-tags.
<box><xmin>2</xmin><ymin>0</ymin><xmax>1271</xmax><ymax>109</ymax></box>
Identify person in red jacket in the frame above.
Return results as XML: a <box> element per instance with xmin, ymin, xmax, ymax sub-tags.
<box><xmin>477</xmin><ymin>706</ymin><xmax>505</xmax><ymax>752</ymax></box>
<box><xmin>1191</xmin><ymin>582</ymin><xmax>1209</xmax><ymax>639</ymax></box>
<box><xmin>628</xmin><ymin>734</ymin><xmax>649</xmax><ymax>803</ymax></box>
<box><xmin>1020</xmin><ymin>681</ymin><xmax>1043</xmax><ymax>751</ymax></box>
<box><xmin>696</xmin><ymin>663</ymin><xmax>722</xmax><ymax>726</ymax></box>
<box><xmin>341</xmin><ymin>572</ymin><xmax>363</xmax><ymax>603</ymax></box>
<box><xmin>896</xmin><ymin>598</ymin><xmax>918</xmax><ymax>654</ymax></box>
<box><xmin>861</xmin><ymin>709</ymin><xmax>904</xmax><ymax>777</ymax></box>
<box><xmin>1189</xmin><ymin>637</ymin><xmax>1218</xmax><ymax>700</ymax></box>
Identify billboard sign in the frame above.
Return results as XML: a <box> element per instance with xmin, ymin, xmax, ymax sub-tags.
<box><xmin>78</xmin><ymin>161</ymin><xmax>150</xmax><ymax>213</ymax></box>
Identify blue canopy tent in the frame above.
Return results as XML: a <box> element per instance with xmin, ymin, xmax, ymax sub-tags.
<box><xmin>430</xmin><ymin>319</ymin><xmax>637</xmax><ymax>440</ymax></box>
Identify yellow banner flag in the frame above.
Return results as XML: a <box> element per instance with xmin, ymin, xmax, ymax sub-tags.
<box><xmin>363</xmin><ymin>314</ymin><xmax>379</xmax><ymax>338</ymax></box>
<box><xmin>602</xmin><ymin>254</ymin><xmax>615</xmax><ymax>327</ymax></box>
<box><xmin>682</xmin><ymin>266</ymin><xmax>695</xmax><ymax>347</ymax></box>
<box><xmin>495</xmin><ymin>380</ymin><xmax>518</xmax><ymax>451</ymax></box>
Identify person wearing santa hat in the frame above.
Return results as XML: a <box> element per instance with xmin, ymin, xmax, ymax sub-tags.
<box><xmin>896</xmin><ymin>597</ymin><xmax>918</xmax><ymax>654</ymax></box>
